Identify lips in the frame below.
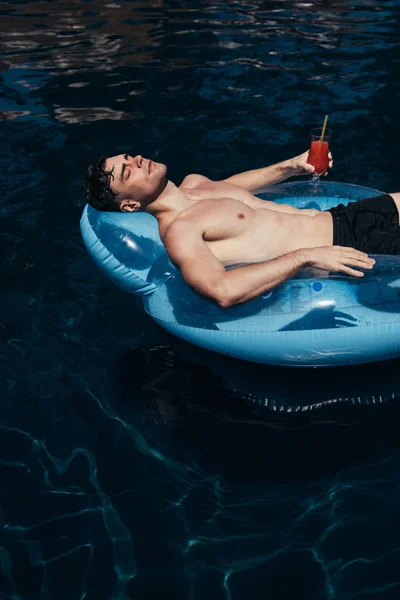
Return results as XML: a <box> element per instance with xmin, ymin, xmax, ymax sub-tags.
<box><xmin>148</xmin><ymin>160</ymin><xmax>152</xmax><ymax>173</ymax></box>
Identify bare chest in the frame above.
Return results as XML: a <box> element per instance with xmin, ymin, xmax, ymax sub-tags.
<box><xmin>178</xmin><ymin>198</ymin><xmax>280</xmax><ymax>263</ymax></box>
<box><xmin>200</xmin><ymin>199</ymin><xmax>258</xmax><ymax>242</ymax></box>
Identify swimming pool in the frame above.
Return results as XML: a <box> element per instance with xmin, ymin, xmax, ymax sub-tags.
<box><xmin>1</xmin><ymin>1</ymin><xmax>400</xmax><ymax>598</ymax></box>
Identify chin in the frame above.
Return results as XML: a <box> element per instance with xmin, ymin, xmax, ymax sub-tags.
<box><xmin>158</xmin><ymin>162</ymin><xmax>167</xmax><ymax>177</ymax></box>
<box><xmin>157</xmin><ymin>163</ymin><xmax>168</xmax><ymax>187</ymax></box>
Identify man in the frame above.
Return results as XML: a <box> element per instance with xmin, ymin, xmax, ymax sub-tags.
<box><xmin>85</xmin><ymin>152</ymin><xmax>400</xmax><ymax>308</ymax></box>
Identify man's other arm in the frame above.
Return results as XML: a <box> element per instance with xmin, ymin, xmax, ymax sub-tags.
<box><xmin>164</xmin><ymin>223</ymin><xmax>374</xmax><ymax>308</ymax></box>
<box><xmin>222</xmin><ymin>150</ymin><xmax>333</xmax><ymax>193</ymax></box>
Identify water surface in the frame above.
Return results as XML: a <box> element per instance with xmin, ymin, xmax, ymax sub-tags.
<box><xmin>1</xmin><ymin>1</ymin><xmax>400</xmax><ymax>598</ymax></box>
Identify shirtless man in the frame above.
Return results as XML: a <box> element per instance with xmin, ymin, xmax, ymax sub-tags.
<box><xmin>85</xmin><ymin>152</ymin><xmax>400</xmax><ymax>307</ymax></box>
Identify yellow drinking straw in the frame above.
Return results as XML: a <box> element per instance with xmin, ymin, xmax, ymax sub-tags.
<box><xmin>320</xmin><ymin>115</ymin><xmax>329</xmax><ymax>144</ymax></box>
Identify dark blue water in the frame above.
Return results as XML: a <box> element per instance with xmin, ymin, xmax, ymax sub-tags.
<box><xmin>2</xmin><ymin>1</ymin><xmax>400</xmax><ymax>598</ymax></box>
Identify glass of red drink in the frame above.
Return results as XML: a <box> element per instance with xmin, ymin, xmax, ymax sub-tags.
<box><xmin>307</xmin><ymin>127</ymin><xmax>332</xmax><ymax>176</ymax></box>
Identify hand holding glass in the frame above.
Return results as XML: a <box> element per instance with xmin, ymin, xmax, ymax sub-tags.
<box><xmin>306</xmin><ymin>127</ymin><xmax>332</xmax><ymax>176</ymax></box>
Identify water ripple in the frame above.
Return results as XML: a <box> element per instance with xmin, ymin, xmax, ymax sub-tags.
<box><xmin>1</xmin><ymin>0</ymin><xmax>400</xmax><ymax>598</ymax></box>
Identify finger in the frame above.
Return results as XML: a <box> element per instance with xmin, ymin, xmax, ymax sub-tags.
<box><xmin>339</xmin><ymin>266</ymin><xmax>364</xmax><ymax>277</ymax></box>
<box><xmin>343</xmin><ymin>249</ymin><xmax>373</xmax><ymax>258</ymax></box>
<box><xmin>344</xmin><ymin>251</ymin><xmax>375</xmax><ymax>264</ymax></box>
<box><xmin>340</xmin><ymin>248</ymin><xmax>372</xmax><ymax>259</ymax></box>
<box><xmin>344</xmin><ymin>257</ymin><xmax>375</xmax><ymax>268</ymax></box>
<box><xmin>328</xmin><ymin>152</ymin><xmax>332</xmax><ymax>159</ymax></box>
<box><xmin>343</xmin><ymin>258</ymin><xmax>374</xmax><ymax>269</ymax></box>
<box><xmin>346</xmin><ymin>248</ymin><xmax>369</xmax><ymax>256</ymax></box>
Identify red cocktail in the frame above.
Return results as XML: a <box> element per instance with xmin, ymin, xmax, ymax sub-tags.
<box><xmin>307</xmin><ymin>127</ymin><xmax>332</xmax><ymax>176</ymax></box>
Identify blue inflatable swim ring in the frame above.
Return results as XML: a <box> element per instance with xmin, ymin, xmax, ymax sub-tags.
<box><xmin>80</xmin><ymin>181</ymin><xmax>400</xmax><ymax>367</ymax></box>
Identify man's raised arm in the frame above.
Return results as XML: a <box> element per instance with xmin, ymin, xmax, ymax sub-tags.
<box><xmin>165</xmin><ymin>224</ymin><xmax>374</xmax><ymax>308</ymax></box>
<box><xmin>222</xmin><ymin>150</ymin><xmax>333</xmax><ymax>193</ymax></box>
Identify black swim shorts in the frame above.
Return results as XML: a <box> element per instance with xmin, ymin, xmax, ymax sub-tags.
<box><xmin>327</xmin><ymin>194</ymin><xmax>400</xmax><ymax>254</ymax></box>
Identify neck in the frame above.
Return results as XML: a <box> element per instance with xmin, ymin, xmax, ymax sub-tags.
<box><xmin>145</xmin><ymin>180</ymin><xmax>190</xmax><ymax>220</ymax></box>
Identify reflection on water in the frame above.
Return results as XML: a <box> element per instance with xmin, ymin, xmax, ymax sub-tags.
<box><xmin>115</xmin><ymin>340</ymin><xmax>400</xmax><ymax>447</ymax></box>
<box><xmin>1</xmin><ymin>0</ymin><xmax>400</xmax><ymax>598</ymax></box>
<box><xmin>124</xmin><ymin>342</ymin><xmax>400</xmax><ymax>416</ymax></box>
<box><xmin>1</xmin><ymin>0</ymin><xmax>398</xmax><ymax>129</ymax></box>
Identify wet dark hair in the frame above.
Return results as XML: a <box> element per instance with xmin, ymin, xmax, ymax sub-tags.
<box><xmin>85</xmin><ymin>156</ymin><xmax>120</xmax><ymax>211</ymax></box>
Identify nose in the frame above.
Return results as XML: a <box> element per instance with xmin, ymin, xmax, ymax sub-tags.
<box><xmin>135</xmin><ymin>155</ymin><xmax>143</xmax><ymax>167</ymax></box>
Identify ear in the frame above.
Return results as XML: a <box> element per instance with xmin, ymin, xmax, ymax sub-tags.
<box><xmin>120</xmin><ymin>198</ymin><xmax>141</xmax><ymax>213</ymax></box>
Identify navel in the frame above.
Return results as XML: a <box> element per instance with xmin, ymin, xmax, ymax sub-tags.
<box><xmin>237</xmin><ymin>213</ymin><xmax>245</xmax><ymax>220</ymax></box>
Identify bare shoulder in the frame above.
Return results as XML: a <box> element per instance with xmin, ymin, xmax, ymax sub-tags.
<box><xmin>164</xmin><ymin>212</ymin><xmax>204</xmax><ymax>244</ymax></box>
<box><xmin>163</xmin><ymin>217</ymin><xmax>207</xmax><ymax>266</ymax></box>
<box><xmin>179</xmin><ymin>173</ymin><xmax>211</xmax><ymax>190</ymax></box>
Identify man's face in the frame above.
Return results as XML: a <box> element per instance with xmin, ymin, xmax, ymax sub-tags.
<box><xmin>105</xmin><ymin>153</ymin><xmax>167</xmax><ymax>212</ymax></box>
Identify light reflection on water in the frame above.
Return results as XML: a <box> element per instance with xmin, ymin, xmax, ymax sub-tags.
<box><xmin>1</xmin><ymin>0</ymin><xmax>397</xmax><ymax>122</ymax></box>
<box><xmin>1</xmin><ymin>1</ymin><xmax>400</xmax><ymax>598</ymax></box>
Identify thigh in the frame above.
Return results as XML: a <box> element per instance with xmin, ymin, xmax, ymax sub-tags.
<box><xmin>388</xmin><ymin>193</ymin><xmax>400</xmax><ymax>220</ymax></box>
<box><xmin>351</xmin><ymin>194</ymin><xmax>398</xmax><ymax>223</ymax></box>
<box><xmin>358</xmin><ymin>227</ymin><xmax>400</xmax><ymax>255</ymax></box>
<box><xmin>330</xmin><ymin>195</ymin><xmax>400</xmax><ymax>252</ymax></box>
